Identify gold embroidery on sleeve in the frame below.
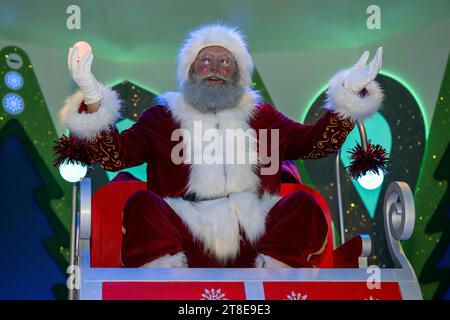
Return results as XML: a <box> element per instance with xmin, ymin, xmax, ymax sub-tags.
<box><xmin>304</xmin><ymin>115</ymin><xmax>354</xmax><ymax>160</ymax></box>
<box><xmin>87</xmin><ymin>131</ymin><xmax>123</xmax><ymax>170</ymax></box>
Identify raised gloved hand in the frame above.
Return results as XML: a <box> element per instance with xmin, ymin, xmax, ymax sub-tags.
<box><xmin>343</xmin><ymin>47</ymin><xmax>383</xmax><ymax>95</ymax></box>
<box><xmin>67</xmin><ymin>42</ymin><xmax>102</xmax><ymax>104</ymax></box>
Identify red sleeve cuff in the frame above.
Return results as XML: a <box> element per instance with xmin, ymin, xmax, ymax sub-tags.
<box><xmin>78</xmin><ymin>101</ymin><xmax>88</xmax><ymax>113</ymax></box>
<box><xmin>358</xmin><ymin>87</ymin><xmax>369</xmax><ymax>98</ymax></box>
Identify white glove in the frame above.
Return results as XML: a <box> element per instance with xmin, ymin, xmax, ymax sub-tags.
<box><xmin>67</xmin><ymin>44</ymin><xmax>102</xmax><ymax>104</ymax></box>
<box><xmin>343</xmin><ymin>47</ymin><xmax>383</xmax><ymax>95</ymax></box>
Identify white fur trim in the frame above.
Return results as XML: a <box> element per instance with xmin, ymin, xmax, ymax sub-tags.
<box><xmin>324</xmin><ymin>69</ymin><xmax>384</xmax><ymax>121</ymax></box>
<box><xmin>177</xmin><ymin>24</ymin><xmax>254</xmax><ymax>89</ymax></box>
<box><xmin>232</xmin><ymin>192</ymin><xmax>281</xmax><ymax>244</ymax></box>
<box><xmin>161</xmin><ymin>90</ymin><xmax>262</xmax><ymax>199</ymax></box>
<box><xmin>159</xmin><ymin>89</ymin><xmax>277</xmax><ymax>261</ymax></box>
<box><xmin>254</xmin><ymin>253</ymin><xmax>291</xmax><ymax>268</ymax></box>
<box><xmin>165</xmin><ymin>192</ymin><xmax>280</xmax><ymax>261</ymax></box>
<box><xmin>58</xmin><ymin>84</ymin><xmax>122</xmax><ymax>139</ymax></box>
<box><xmin>140</xmin><ymin>252</ymin><xmax>188</xmax><ymax>268</ymax></box>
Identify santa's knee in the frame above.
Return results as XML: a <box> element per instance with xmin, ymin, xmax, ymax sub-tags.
<box><xmin>122</xmin><ymin>190</ymin><xmax>167</xmax><ymax>228</ymax></box>
<box><xmin>286</xmin><ymin>189</ymin><xmax>317</xmax><ymax>203</ymax></box>
<box><xmin>125</xmin><ymin>189</ymin><xmax>161</xmax><ymax>209</ymax></box>
<box><xmin>265</xmin><ymin>189</ymin><xmax>328</xmax><ymax>241</ymax></box>
<box><xmin>286</xmin><ymin>190</ymin><xmax>328</xmax><ymax>245</ymax></box>
<box><xmin>283</xmin><ymin>190</ymin><xmax>324</xmax><ymax>219</ymax></box>
<box><xmin>258</xmin><ymin>190</ymin><xmax>329</xmax><ymax>268</ymax></box>
<box><xmin>121</xmin><ymin>190</ymin><xmax>186</xmax><ymax>267</ymax></box>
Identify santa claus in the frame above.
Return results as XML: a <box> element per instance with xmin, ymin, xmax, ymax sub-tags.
<box><xmin>55</xmin><ymin>24</ymin><xmax>383</xmax><ymax>268</ymax></box>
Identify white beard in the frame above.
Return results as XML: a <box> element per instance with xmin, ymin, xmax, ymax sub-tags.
<box><xmin>181</xmin><ymin>75</ymin><xmax>244</xmax><ymax>112</ymax></box>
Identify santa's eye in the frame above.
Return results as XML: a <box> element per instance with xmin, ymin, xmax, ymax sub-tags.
<box><xmin>219</xmin><ymin>58</ymin><xmax>230</xmax><ymax>67</ymax></box>
<box><xmin>200</xmin><ymin>57</ymin><xmax>211</xmax><ymax>65</ymax></box>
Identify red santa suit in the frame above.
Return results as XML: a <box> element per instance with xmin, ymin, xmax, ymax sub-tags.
<box><xmin>56</xmin><ymin>24</ymin><xmax>383</xmax><ymax>268</ymax></box>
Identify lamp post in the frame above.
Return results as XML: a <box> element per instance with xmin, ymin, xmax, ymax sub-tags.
<box><xmin>335</xmin><ymin>119</ymin><xmax>385</xmax><ymax>245</ymax></box>
<box><xmin>58</xmin><ymin>159</ymin><xmax>87</xmax><ymax>300</ymax></box>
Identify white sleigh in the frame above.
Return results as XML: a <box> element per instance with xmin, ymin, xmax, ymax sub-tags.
<box><xmin>67</xmin><ymin>173</ymin><xmax>422</xmax><ymax>300</ymax></box>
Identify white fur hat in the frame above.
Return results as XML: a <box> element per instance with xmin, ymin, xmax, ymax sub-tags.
<box><xmin>177</xmin><ymin>24</ymin><xmax>254</xmax><ymax>89</ymax></box>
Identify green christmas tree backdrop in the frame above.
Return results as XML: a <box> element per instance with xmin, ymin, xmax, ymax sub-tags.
<box><xmin>404</xmin><ymin>53</ymin><xmax>450</xmax><ymax>300</ymax></box>
<box><xmin>0</xmin><ymin>46</ymin><xmax>72</xmax><ymax>299</ymax></box>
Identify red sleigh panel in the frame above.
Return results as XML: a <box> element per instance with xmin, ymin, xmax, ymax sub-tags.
<box><xmin>90</xmin><ymin>179</ymin><xmax>146</xmax><ymax>267</ymax></box>
<box><xmin>100</xmin><ymin>281</ymin><xmax>402</xmax><ymax>300</ymax></box>
<box><xmin>102</xmin><ymin>282</ymin><xmax>246</xmax><ymax>300</ymax></box>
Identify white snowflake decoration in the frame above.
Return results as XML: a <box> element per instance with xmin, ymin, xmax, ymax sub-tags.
<box><xmin>201</xmin><ymin>288</ymin><xmax>228</xmax><ymax>300</ymax></box>
<box><xmin>285</xmin><ymin>291</ymin><xmax>308</xmax><ymax>300</ymax></box>
<box><xmin>364</xmin><ymin>296</ymin><xmax>380</xmax><ymax>300</ymax></box>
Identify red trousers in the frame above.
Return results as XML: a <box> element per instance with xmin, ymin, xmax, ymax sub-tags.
<box><xmin>121</xmin><ymin>190</ymin><xmax>328</xmax><ymax>268</ymax></box>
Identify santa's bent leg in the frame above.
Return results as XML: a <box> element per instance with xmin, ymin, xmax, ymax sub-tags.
<box><xmin>121</xmin><ymin>190</ymin><xmax>191</xmax><ymax>268</ymax></box>
<box><xmin>256</xmin><ymin>190</ymin><xmax>328</xmax><ymax>268</ymax></box>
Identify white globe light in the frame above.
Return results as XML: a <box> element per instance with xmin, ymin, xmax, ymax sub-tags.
<box><xmin>59</xmin><ymin>160</ymin><xmax>87</xmax><ymax>183</ymax></box>
<box><xmin>357</xmin><ymin>169</ymin><xmax>384</xmax><ymax>190</ymax></box>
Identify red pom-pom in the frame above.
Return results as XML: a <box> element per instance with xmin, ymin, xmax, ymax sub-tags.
<box><xmin>358</xmin><ymin>88</ymin><xmax>369</xmax><ymax>98</ymax></box>
<box><xmin>53</xmin><ymin>135</ymin><xmax>92</xmax><ymax>168</ymax></box>
<box><xmin>346</xmin><ymin>141</ymin><xmax>390</xmax><ymax>179</ymax></box>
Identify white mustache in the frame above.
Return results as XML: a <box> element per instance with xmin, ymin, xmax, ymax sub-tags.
<box><xmin>200</xmin><ymin>72</ymin><xmax>228</xmax><ymax>81</ymax></box>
